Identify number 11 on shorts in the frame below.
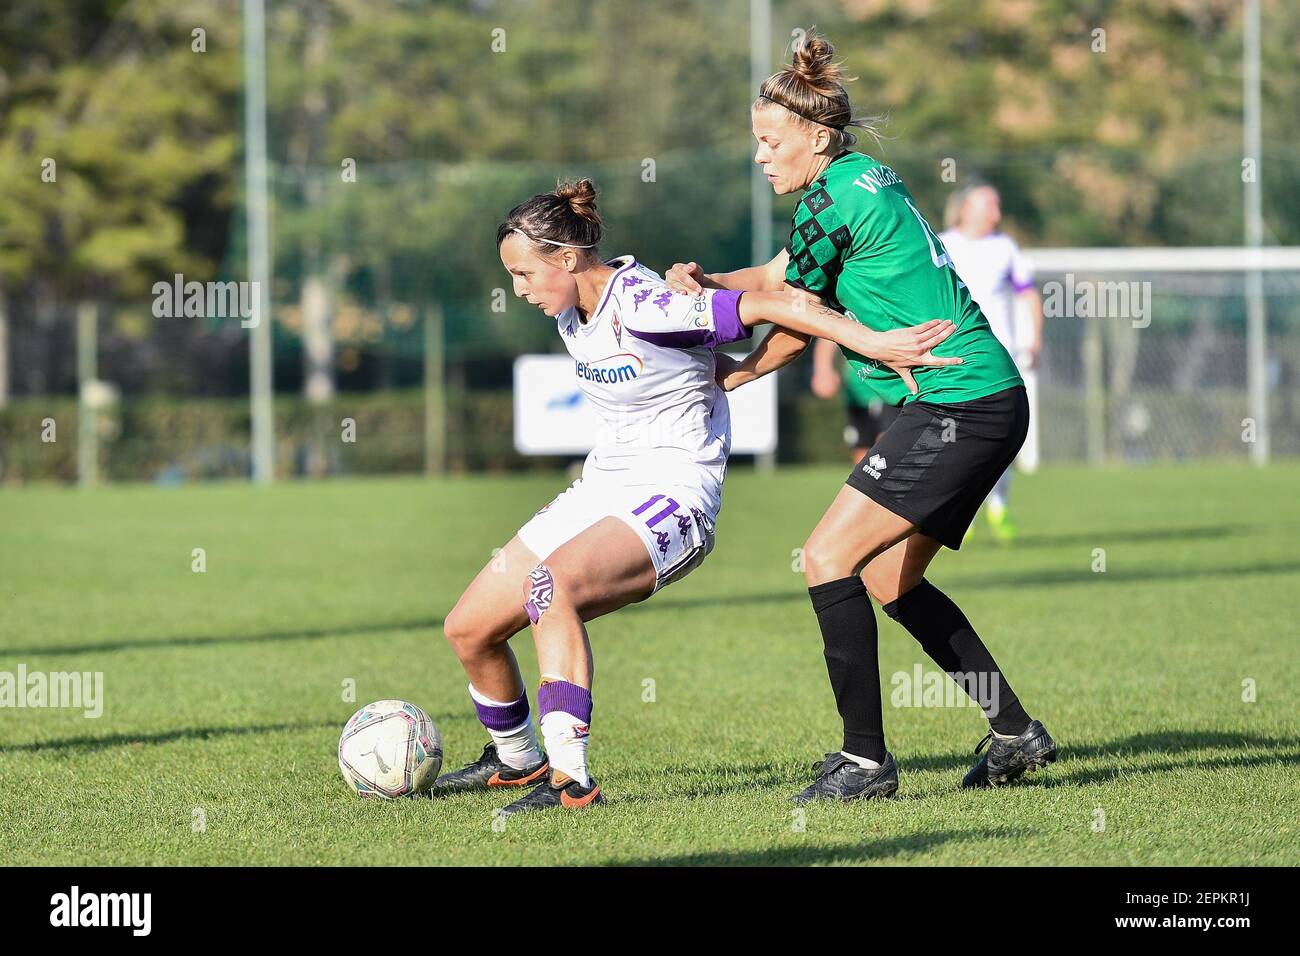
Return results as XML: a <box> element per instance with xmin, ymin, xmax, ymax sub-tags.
<box><xmin>633</xmin><ymin>494</ymin><xmax>680</xmax><ymax>529</ymax></box>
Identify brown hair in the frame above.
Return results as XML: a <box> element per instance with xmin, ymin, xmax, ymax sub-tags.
<box><xmin>755</xmin><ymin>31</ymin><xmax>883</xmax><ymax>152</ymax></box>
<box><xmin>496</xmin><ymin>178</ymin><xmax>603</xmax><ymax>255</ymax></box>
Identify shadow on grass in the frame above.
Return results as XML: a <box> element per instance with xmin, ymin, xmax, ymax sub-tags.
<box><xmin>616</xmin><ymin>760</ymin><xmax>799</xmax><ymax>801</ymax></box>
<box><xmin>946</xmin><ymin>560</ymin><xmax>1300</xmax><ymax>590</ymax></box>
<box><xmin>6</xmin><ymin>542</ymin><xmax>1296</xmax><ymax>659</ymax></box>
<box><xmin>999</xmin><ymin>523</ymin><xmax>1261</xmax><ymax>550</ymax></box>
<box><xmin>645</xmin><ymin>557</ymin><xmax>1300</xmax><ymax>614</ymax></box>
<box><xmin>610</xmin><ymin>730</ymin><xmax>1300</xmax><ymax>812</ymax></box>
<box><xmin>902</xmin><ymin>729</ymin><xmax>1300</xmax><ymax>779</ymax></box>
<box><xmin>1037</xmin><ymin>729</ymin><xmax>1300</xmax><ymax>788</ymax></box>
<box><xmin>1042</xmin><ymin>749</ymin><xmax>1300</xmax><ymax>789</ymax></box>
<box><xmin>0</xmin><ymin>718</ymin><xmax>352</xmax><ymax>755</ymax></box>
<box><xmin>0</xmin><ymin>617</ymin><xmax>443</xmax><ymax>658</ymax></box>
<box><xmin>607</xmin><ymin>827</ymin><xmax>1030</xmax><ymax>866</ymax></box>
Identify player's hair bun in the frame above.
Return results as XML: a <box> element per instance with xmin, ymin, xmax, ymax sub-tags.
<box><xmin>496</xmin><ymin>178</ymin><xmax>603</xmax><ymax>254</ymax></box>
<box><xmin>555</xmin><ymin>178</ymin><xmax>601</xmax><ymax>227</ymax></box>
<box><xmin>790</xmin><ymin>34</ymin><xmax>845</xmax><ymax>97</ymax></box>
<box><xmin>756</xmin><ymin>29</ymin><xmax>883</xmax><ymax>150</ymax></box>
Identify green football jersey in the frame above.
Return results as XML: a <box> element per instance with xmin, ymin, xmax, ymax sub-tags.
<box><xmin>840</xmin><ymin>353</ymin><xmax>879</xmax><ymax>407</ymax></box>
<box><xmin>785</xmin><ymin>152</ymin><xmax>1022</xmax><ymax>405</ymax></box>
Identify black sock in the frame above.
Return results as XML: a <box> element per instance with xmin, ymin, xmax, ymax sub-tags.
<box><xmin>808</xmin><ymin>576</ymin><xmax>887</xmax><ymax>763</ymax></box>
<box><xmin>882</xmin><ymin>578</ymin><xmax>1031</xmax><ymax>736</ymax></box>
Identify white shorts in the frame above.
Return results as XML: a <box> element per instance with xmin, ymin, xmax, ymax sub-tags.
<box><xmin>516</xmin><ymin>477</ymin><xmax>717</xmax><ymax>593</ymax></box>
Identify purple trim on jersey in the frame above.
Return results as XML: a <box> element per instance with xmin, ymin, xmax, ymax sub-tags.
<box><xmin>473</xmin><ymin>689</ymin><xmax>531</xmax><ymax>733</ymax></box>
<box><xmin>624</xmin><ymin>290</ymin><xmax>751</xmax><ymax>350</ymax></box>
<box><xmin>711</xmin><ymin>289</ymin><xmax>751</xmax><ymax>344</ymax></box>
<box><xmin>1011</xmin><ymin>277</ymin><xmax>1036</xmax><ymax>293</ymax></box>
<box><xmin>626</xmin><ymin>325</ymin><xmax>714</xmax><ymax>349</ymax></box>
<box><xmin>592</xmin><ymin>256</ymin><xmax>637</xmax><ymax>320</ymax></box>
<box><xmin>537</xmin><ymin>680</ymin><xmax>592</xmax><ymax>724</ymax></box>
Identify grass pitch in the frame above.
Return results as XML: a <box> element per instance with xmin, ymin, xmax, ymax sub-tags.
<box><xmin>1</xmin><ymin>462</ymin><xmax>1297</xmax><ymax>865</ymax></box>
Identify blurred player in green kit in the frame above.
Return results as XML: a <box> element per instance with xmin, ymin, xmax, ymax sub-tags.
<box><xmin>811</xmin><ymin>336</ymin><xmax>899</xmax><ymax>464</ymax></box>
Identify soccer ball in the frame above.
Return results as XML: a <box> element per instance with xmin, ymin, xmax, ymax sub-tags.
<box><xmin>338</xmin><ymin>699</ymin><xmax>443</xmax><ymax>799</ymax></box>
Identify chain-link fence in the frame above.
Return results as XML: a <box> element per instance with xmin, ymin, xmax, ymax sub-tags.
<box><xmin>1034</xmin><ymin>265</ymin><xmax>1300</xmax><ymax>464</ymax></box>
<box><xmin>2</xmin><ymin>0</ymin><xmax>1299</xmax><ymax>483</ymax></box>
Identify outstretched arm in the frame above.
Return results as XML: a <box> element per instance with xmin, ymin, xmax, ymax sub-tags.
<box><xmin>712</xmin><ymin>279</ymin><xmax>822</xmax><ymax>390</ymax></box>
<box><xmin>665</xmin><ymin>249</ymin><xmax>791</xmax><ymax>294</ymax></box>
<box><xmin>732</xmin><ymin>292</ymin><xmax>964</xmax><ymax>395</ymax></box>
<box><xmin>716</xmin><ymin>329</ymin><xmax>811</xmax><ymax>391</ymax></box>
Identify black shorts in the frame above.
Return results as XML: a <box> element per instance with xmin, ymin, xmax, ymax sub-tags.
<box><xmin>844</xmin><ymin>402</ymin><xmax>901</xmax><ymax>450</ymax></box>
<box><xmin>844</xmin><ymin>385</ymin><xmax>1029</xmax><ymax>550</ymax></box>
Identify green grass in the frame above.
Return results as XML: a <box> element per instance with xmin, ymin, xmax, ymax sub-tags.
<box><xmin>2</xmin><ymin>462</ymin><xmax>1297</xmax><ymax>865</ymax></box>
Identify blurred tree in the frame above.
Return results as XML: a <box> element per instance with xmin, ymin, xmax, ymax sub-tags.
<box><xmin>0</xmin><ymin>0</ymin><xmax>239</xmax><ymax>394</ymax></box>
<box><xmin>791</xmin><ymin>0</ymin><xmax>1298</xmax><ymax>248</ymax></box>
<box><xmin>1</xmin><ymin>0</ymin><xmax>1297</xmax><ymax>403</ymax></box>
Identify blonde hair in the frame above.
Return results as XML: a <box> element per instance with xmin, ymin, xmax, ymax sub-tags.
<box><xmin>755</xmin><ymin>31</ymin><xmax>884</xmax><ymax>151</ymax></box>
<box><xmin>943</xmin><ymin>182</ymin><xmax>996</xmax><ymax>230</ymax></box>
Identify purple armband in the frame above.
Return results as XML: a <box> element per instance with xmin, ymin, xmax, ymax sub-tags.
<box><xmin>625</xmin><ymin>289</ymin><xmax>752</xmax><ymax>350</ymax></box>
<box><xmin>711</xmin><ymin>290</ymin><xmax>751</xmax><ymax>345</ymax></box>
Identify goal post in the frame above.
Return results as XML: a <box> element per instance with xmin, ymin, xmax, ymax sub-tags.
<box><xmin>1019</xmin><ymin>246</ymin><xmax>1300</xmax><ymax>466</ymax></box>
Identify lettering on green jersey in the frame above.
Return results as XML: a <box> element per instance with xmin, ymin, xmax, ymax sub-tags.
<box><xmin>784</xmin><ymin>151</ymin><xmax>1023</xmax><ymax>406</ymax></box>
<box><xmin>851</xmin><ymin>165</ymin><xmax>902</xmax><ymax>194</ymax></box>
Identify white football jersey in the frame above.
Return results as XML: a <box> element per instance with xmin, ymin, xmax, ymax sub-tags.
<box><xmin>938</xmin><ymin>230</ymin><xmax>1034</xmax><ymax>352</ymax></box>
<box><xmin>550</xmin><ymin>255</ymin><xmax>751</xmax><ymax>514</ymax></box>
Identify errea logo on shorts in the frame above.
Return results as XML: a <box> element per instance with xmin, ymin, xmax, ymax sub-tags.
<box><xmin>862</xmin><ymin>454</ymin><xmax>887</xmax><ymax>480</ymax></box>
<box><xmin>575</xmin><ymin>353</ymin><xmax>643</xmax><ymax>385</ymax></box>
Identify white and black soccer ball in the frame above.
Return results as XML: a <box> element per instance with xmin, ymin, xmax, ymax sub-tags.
<box><xmin>338</xmin><ymin>699</ymin><xmax>443</xmax><ymax>799</ymax></box>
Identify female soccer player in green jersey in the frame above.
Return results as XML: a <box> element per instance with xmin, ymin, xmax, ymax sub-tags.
<box><xmin>667</xmin><ymin>33</ymin><xmax>1057</xmax><ymax>802</ymax></box>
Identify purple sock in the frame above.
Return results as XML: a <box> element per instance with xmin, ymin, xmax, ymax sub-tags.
<box><xmin>470</xmin><ymin>685</ymin><xmax>531</xmax><ymax>733</ymax></box>
<box><xmin>537</xmin><ymin>680</ymin><xmax>592</xmax><ymax>724</ymax></box>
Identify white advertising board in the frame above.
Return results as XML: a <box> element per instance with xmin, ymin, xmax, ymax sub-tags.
<box><xmin>513</xmin><ymin>354</ymin><xmax>778</xmax><ymax>456</ymax></box>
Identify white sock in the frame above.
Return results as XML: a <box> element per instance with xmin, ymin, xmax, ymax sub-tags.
<box><xmin>540</xmin><ymin>711</ymin><xmax>591</xmax><ymax>787</ymax></box>
<box><xmin>989</xmin><ymin>467</ymin><xmax>1012</xmax><ymax>513</ymax></box>
<box><xmin>467</xmin><ymin>684</ymin><xmax>543</xmax><ymax>770</ymax></box>
<box><xmin>841</xmin><ymin>750</ymin><xmax>882</xmax><ymax>770</ymax></box>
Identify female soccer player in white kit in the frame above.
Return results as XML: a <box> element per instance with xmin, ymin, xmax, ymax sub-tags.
<box><xmin>430</xmin><ymin>178</ymin><xmax>961</xmax><ymax>815</ymax></box>
<box><xmin>939</xmin><ymin>184</ymin><xmax>1044</xmax><ymax>542</ymax></box>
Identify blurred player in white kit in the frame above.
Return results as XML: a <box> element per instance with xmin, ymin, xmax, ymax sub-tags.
<box><xmin>940</xmin><ymin>184</ymin><xmax>1043</xmax><ymax>543</ymax></box>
